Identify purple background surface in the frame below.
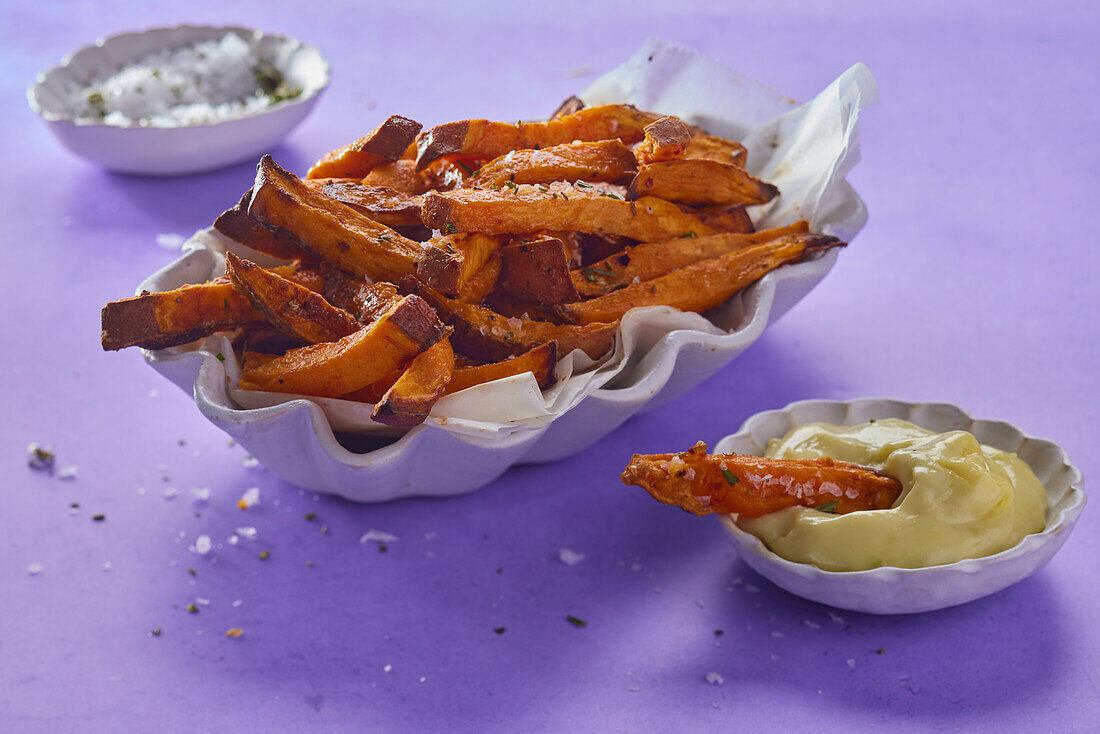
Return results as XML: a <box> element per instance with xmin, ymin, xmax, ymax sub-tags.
<box><xmin>3</xmin><ymin>1</ymin><xmax>1097</xmax><ymax>731</ymax></box>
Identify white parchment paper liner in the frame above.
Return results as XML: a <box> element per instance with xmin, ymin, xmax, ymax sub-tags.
<box><xmin>153</xmin><ymin>39</ymin><xmax>877</xmax><ymax>439</ymax></box>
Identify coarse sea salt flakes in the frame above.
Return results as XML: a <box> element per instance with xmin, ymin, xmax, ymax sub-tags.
<box><xmin>558</xmin><ymin>548</ymin><xmax>584</xmax><ymax>566</ymax></box>
<box><xmin>235</xmin><ymin>527</ymin><xmax>258</xmax><ymax>541</ymax></box>
<box><xmin>360</xmin><ymin>530</ymin><xmax>397</xmax><ymax>544</ymax></box>
<box><xmin>705</xmin><ymin>673</ymin><xmax>724</xmax><ymax>686</ymax></box>
<box><xmin>191</xmin><ymin>487</ymin><xmax>211</xmax><ymax>502</ymax></box>
<box><xmin>58</xmin><ymin>465</ymin><xmax>77</xmax><ymax>480</ymax></box>
<box><xmin>194</xmin><ymin>535</ymin><xmax>212</xmax><ymax>555</ymax></box>
<box><xmin>27</xmin><ymin>563</ymin><xmax>43</xmax><ymax>576</ymax></box>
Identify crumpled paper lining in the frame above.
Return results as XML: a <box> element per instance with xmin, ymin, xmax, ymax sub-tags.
<box><xmin>187</xmin><ymin>39</ymin><xmax>875</xmax><ymax>438</ymax></box>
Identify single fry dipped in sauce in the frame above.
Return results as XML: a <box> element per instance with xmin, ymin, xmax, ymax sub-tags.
<box><xmin>620</xmin><ymin>441</ymin><xmax>902</xmax><ymax>517</ymax></box>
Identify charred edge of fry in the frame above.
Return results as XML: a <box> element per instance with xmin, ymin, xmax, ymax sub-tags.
<box><xmin>637</xmin><ymin>116</ymin><xmax>693</xmax><ymax>163</ymax></box>
<box><xmin>214</xmin><ymin>189</ymin><xmax>312</xmax><ymax>262</ymax></box>
<box><xmin>358</xmin><ymin>115</ymin><xmax>424</xmax><ymax>159</ymax></box>
<box><xmin>249</xmin><ymin>155</ymin><xmax>421</xmax><ymax>283</ymax></box>
<box><xmin>415</xmin><ymin>121</ymin><xmax>469</xmax><ymax>171</ymax></box>
<box><xmin>100</xmin><ymin>287</ymin><xmax>258</xmax><ymax>352</ymax></box>
<box><xmin>318</xmin><ymin>181</ymin><xmax>424</xmax><ymax>228</ymax></box>
<box><xmin>551</xmin><ymin>95</ymin><xmax>585</xmax><ymax>120</ymax></box>
<box><xmin>420</xmin><ymin>190</ymin><xmax>455</xmax><ymax>230</ymax></box>
<box><xmin>371</xmin><ymin>335</ymin><xmax>455</xmax><ymax>426</ymax></box>
<box><xmin>307</xmin><ymin>115</ymin><xmax>423</xmax><ymax>179</ymax></box>
<box><xmin>401</xmin><ymin>277</ymin><xmax>519</xmax><ymax>362</ymax></box>
<box><xmin>498</xmin><ymin>236</ymin><xmax>581</xmax><ymax>304</ymax></box>
<box><xmin>387</xmin><ymin>294</ymin><xmax>448</xmax><ymax>350</ymax></box>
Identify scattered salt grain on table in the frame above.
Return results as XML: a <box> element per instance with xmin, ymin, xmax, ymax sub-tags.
<box><xmin>383</xmin><ymin>664</ymin><xmax>392</xmax><ymax>673</ymax></box>
<box><xmin>705</xmin><ymin>673</ymin><xmax>724</xmax><ymax>686</ymax></box>
<box><xmin>235</xmin><ymin>527</ymin><xmax>258</xmax><ymax>541</ymax></box>
<box><xmin>193</xmin><ymin>535</ymin><xmax>212</xmax><ymax>555</ymax></box>
<box><xmin>27</xmin><ymin>563</ymin><xmax>43</xmax><ymax>576</ymax></box>
<box><xmin>847</xmin><ymin>659</ymin><xmax>856</xmax><ymax>669</ymax></box>
<box><xmin>57</xmin><ymin>465</ymin><xmax>77</xmax><ymax>480</ymax></box>
<box><xmin>191</xmin><ymin>487</ymin><xmax>210</xmax><ymax>502</ymax></box>
<box><xmin>241</xmin><ymin>456</ymin><xmax>260</xmax><ymax>469</ymax></box>
<box><xmin>360</xmin><ymin>530</ymin><xmax>397</xmax><ymax>544</ymax></box>
<box><xmin>237</xmin><ymin>487</ymin><xmax>260</xmax><ymax>509</ymax></box>
<box><xmin>558</xmin><ymin>548</ymin><xmax>584</xmax><ymax>566</ymax></box>
<box><xmin>163</xmin><ymin>488</ymin><xmax>179</xmax><ymax>500</ymax></box>
<box><xmin>102</xmin><ymin>562</ymin><xmax>112</xmax><ymax>572</ymax></box>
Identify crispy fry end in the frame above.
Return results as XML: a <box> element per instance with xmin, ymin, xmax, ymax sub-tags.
<box><xmin>621</xmin><ymin>442</ymin><xmax>903</xmax><ymax>517</ymax></box>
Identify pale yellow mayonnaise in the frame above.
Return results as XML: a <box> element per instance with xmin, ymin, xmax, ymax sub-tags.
<box><xmin>736</xmin><ymin>419</ymin><xmax>1048</xmax><ymax>571</ymax></box>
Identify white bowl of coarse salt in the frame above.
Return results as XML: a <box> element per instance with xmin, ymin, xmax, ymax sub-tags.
<box><xmin>28</xmin><ymin>25</ymin><xmax>330</xmax><ymax>176</ymax></box>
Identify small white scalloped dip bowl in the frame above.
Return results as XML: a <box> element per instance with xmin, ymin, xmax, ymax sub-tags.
<box><xmin>27</xmin><ymin>24</ymin><xmax>330</xmax><ymax>175</ymax></box>
<box><xmin>716</xmin><ymin>398</ymin><xmax>1086</xmax><ymax>615</ymax></box>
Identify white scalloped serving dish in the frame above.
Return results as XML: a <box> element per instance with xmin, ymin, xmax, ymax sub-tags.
<box><xmin>28</xmin><ymin>24</ymin><xmax>330</xmax><ymax>175</ymax></box>
<box><xmin>130</xmin><ymin>41</ymin><xmax>874</xmax><ymax>502</ymax></box>
<box><xmin>716</xmin><ymin>398</ymin><xmax>1086</xmax><ymax>614</ymax></box>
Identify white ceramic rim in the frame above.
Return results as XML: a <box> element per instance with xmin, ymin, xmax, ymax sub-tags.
<box><xmin>26</xmin><ymin>23</ymin><xmax>332</xmax><ymax>129</ymax></box>
<box><xmin>716</xmin><ymin>397</ymin><xmax>1087</xmax><ymax>577</ymax></box>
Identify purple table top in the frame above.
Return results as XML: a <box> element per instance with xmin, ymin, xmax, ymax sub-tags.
<box><xmin>4</xmin><ymin>2</ymin><xmax>1097</xmax><ymax>731</ymax></box>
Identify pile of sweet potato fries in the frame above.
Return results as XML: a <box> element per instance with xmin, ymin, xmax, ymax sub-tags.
<box><xmin>102</xmin><ymin>99</ymin><xmax>844</xmax><ymax>427</ymax></box>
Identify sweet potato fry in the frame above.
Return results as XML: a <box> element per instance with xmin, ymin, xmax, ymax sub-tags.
<box><xmin>572</xmin><ymin>222</ymin><xmax>811</xmax><ymax>297</ymax></box>
<box><xmin>620</xmin><ymin>441</ymin><xmax>902</xmax><ymax>517</ymax></box>
<box><xmin>422</xmin><ymin>181</ymin><xmax>727</xmax><ymax>241</ymax></box>
<box><xmin>313</xmin><ymin>180</ymin><xmax>424</xmax><ymax>229</ymax></box>
<box><xmin>306</xmin><ymin>114</ymin><xmax>423</xmax><ymax>179</ymax></box>
<box><xmin>635</xmin><ymin>115</ymin><xmax>693</xmax><ymax>164</ymax></box>
<box><xmin>445</xmin><ymin>341</ymin><xmax>557</xmax><ymax>394</ymax></box>
<box><xmin>362</xmin><ymin>159</ymin><xmax>428</xmax><ymax>194</ymax></box>
<box><xmin>215</xmin><ymin>190</ymin><xmax>313</xmax><ymax>262</ymax></box>
<box><xmin>416</xmin><ymin>234</ymin><xmax>502</xmax><ymax>297</ymax></box>
<box><xmin>239</xmin><ymin>295</ymin><xmax>444</xmax><ymax>397</ymax></box>
<box><xmin>100</xmin><ymin>265</ymin><xmax>309</xmax><ymax>351</ymax></box>
<box><xmin>688</xmin><ymin>203</ymin><xmax>754</xmax><ymax>234</ymax></box>
<box><xmin>466</xmin><ymin>140</ymin><xmax>638</xmax><ymax>188</ymax></box>
<box><xmin>403</xmin><ymin>279</ymin><xmax>617</xmax><ymax>362</ymax></box>
<box><xmin>550</xmin><ymin>95</ymin><xmax>585</xmax><ymax>119</ymax></box>
<box><xmin>684</xmin><ymin>134</ymin><xmax>747</xmax><ymax>168</ymax></box>
<box><xmin>499</xmin><ymin>236</ymin><xmax>580</xmax><ymax>304</ymax></box>
<box><xmin>248</xmin><ymin>155</ymin><xmax>422</xmax><ymax>283</ymax></box>
<box><xmin>319</xmin><ymin>267</ymin><xmax>404</xmax><ymax>326</ymax></box>
<box><xmin>371</xmin><ymin>336</ymin><xmax>455</xmax><ymax>426</ymax></box>
<box><xmin>225</xmin><ymin>252</ymin><xmax>360</xmax><ymax>344</ymax></box>
<box><xmin>629</xmin><ymin>159</ymin><xmax>779</xmax><ymax>206</ymax></box>
<box><xmin>556</xmin><ymin>234</ymin><xmax>844</xmax><ymax>324</ymax></box>
<box><xmin>416</xmin><ymin>104</ymin><xmax>663</xmax><ymax>170</ymax></box>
